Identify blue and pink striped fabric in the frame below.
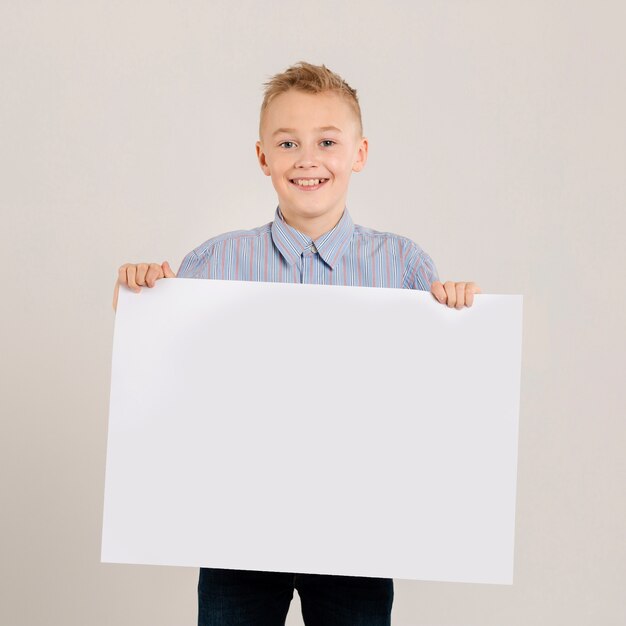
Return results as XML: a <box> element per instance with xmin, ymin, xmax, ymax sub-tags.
<box><xmin>176</xmin><ymin>206</ymin><xmax>439</xmax><ymax>290</ymax></box>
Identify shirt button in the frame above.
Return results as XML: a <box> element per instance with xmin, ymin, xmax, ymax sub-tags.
<box><xmin>311</xmin><ymin>244</ymin><xmax>317</xmax><ymax>254</ymax></box>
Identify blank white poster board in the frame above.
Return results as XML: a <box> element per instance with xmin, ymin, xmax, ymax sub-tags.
<box><xmin>102</xmin><ymin>278</ymin><xmax>523</xmax><ymax>584</ymax></box>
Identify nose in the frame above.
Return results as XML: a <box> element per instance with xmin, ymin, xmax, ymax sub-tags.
<box><xmin>294</xmin><ymin>145</ymin><xmax>318</xmax><ymax>169</ymax></box>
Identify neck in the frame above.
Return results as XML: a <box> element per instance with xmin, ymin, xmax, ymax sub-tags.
<box><xmin>280</xmin><ymin>204</ymin><xmax>344</xmax><ymax>240</ymax></box>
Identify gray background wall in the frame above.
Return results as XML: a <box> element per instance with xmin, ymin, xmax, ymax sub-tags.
<box><xmin>1</xmin><ymin>1</ymin><xmax>624</xmax><ymax>624</ymax></box>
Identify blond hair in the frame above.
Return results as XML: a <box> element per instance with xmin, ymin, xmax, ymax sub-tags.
<box><xmin>259</xmin><ymin>61</ymin><xmax>363</xmax><ymax>139</ymax></box>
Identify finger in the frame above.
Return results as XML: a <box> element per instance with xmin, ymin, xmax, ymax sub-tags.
<box><xmin>466</xmin><ymin>282</ymin><xmax>478</xmax><ymax>307</ymax></box>
<box><xmin>162</xmin><ymin>261</ymin><xmax>176</xmax><ymax>279</ymax></box>
<box><xmin>135</xmin><ymin>263</ymin><xmax>149</xmax><ymax>287</ymax></box>
<box><xmin>112</xmin><ymin>281</ymin><xmax>119</xmax><ymax>312</ymax></box>
<box><xmin>118</xmin><ymin>264</ymin><xmax>130</xmax><ymax>286</ymax></box>
<box><xmin>145</xmin><ymin>263</ymin><xmax>164</xmax><ymax>287</ymax></box>
<box><xmin>444</xmin><ymin>281</ymin><xmax>456</xmax><ymax>308</ymax></box>
<box><xmin>430</xmin><ymin>280</ymin><xmax>446</xmax><ymax>303</ymax></box>
<box><xmin>126</xmin><ymin>265</ymin><xmax>140</xmax><ymax>292</ymax></box>
<box><xmin>455</xmin><ymin>282</ymin><xmax>466</xmax><ymax>309</ymax></box>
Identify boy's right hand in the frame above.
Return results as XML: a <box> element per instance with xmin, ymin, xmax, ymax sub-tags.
<box><xmin>112</xmin><ymin>261</ymin><xmax>175</xmax><ymax>312</ymax></box>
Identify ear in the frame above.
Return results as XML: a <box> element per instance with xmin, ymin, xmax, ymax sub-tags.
<box><xmin>352</xmin><ymin>136</ymin><xmax>369</xmax><ymax>173</ymax></box>
<box><xmin>256</xmin><ymin>141</ymin><xmax>271</xmax><ymax>176</ymax></box>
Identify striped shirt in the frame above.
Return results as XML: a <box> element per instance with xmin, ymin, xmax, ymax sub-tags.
<box><xmin>176</xmin><ymin>206</ymin><xmax>439</xmax><ymax>290</ymax></box>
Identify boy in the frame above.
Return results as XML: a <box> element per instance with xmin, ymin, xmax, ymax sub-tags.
<box><xmin>112</xmin><ymin>61</ymin><xmax>481</xmax><ymax>626</ymax></box>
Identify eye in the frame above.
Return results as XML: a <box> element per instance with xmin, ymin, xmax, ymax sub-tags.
<box><xmin>279</xmin><ymin>141</ymin><xmax>295</xmax><ymax>149</ymax></box>
<box><xmin>321</xmin><ymin>140</ymin><xmax>336</xmax><ymax>147</ymax></box>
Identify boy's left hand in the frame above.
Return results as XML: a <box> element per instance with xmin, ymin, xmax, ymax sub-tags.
<box><xmin>430</xmin><ymin>281</ymin><xmax>481</xmax><ymax>308</ymax></box>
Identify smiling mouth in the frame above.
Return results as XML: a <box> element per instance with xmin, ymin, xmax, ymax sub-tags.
<box><xmin>289</xmin><ymin>178</ymin><xmax>329</xmax><ymax>191</ymax></box>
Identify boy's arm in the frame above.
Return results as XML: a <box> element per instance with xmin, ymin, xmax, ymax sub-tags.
<box><xmin>403</xmin><ymin>241</ymin><xmax>480</xmax><ymax>309</ymax></box>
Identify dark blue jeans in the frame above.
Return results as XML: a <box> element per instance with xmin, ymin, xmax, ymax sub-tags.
<box><xmin>198</xmin><ymin>567</ymin><xmax>394</xmax><ymax>625</ymax></box>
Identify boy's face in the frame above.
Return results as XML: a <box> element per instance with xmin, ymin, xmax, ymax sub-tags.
<box><xmin>256</xmin><ymin>89</ymin><xmax>368</xmax><ymax>230</ymax></box>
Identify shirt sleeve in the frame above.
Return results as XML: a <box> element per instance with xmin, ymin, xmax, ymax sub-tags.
<box><xmin>402</xmin><ymin>240</ymin><xmax>440</xmax><ymax>291</ymax></box>
<box><xmin>176</xmin><ymin>250</ymin><xmax>205</xmax><ymax>279</ymax></box>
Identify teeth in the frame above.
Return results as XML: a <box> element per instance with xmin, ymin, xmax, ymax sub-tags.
<box><xmin>293</xmin><ymin>178</ymin><xmax>326</xmax><ymax>186</ymax></box>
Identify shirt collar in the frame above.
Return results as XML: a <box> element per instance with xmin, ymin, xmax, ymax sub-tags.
<box><xmin>270</xmin><ymin>205</ymin><xmax>355</xmax><ymax>270</ymax></box>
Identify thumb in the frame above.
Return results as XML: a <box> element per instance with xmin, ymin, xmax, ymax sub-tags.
<box><xmin>430</xmin><ymin>280</ymin><xmax>446</xmax><ymax>303</ymax></box>
<box><xmin>162</xmin><ymin>261</ymin><xmax>176</xmax><ymax>278</ymax></box>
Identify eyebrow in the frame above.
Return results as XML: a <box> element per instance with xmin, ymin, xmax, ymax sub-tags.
<box><xmin>272</xmin><ymin>126</ymin><xmax>342</xmax><ymax>137</ymax></box>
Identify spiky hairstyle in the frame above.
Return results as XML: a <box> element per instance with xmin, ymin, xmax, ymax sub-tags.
<box><xmin>259</xmin><ymin>61</ymin><xmax>363</xmax><ymax>139</ymax></box>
